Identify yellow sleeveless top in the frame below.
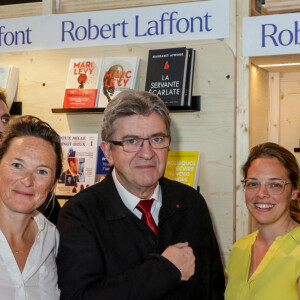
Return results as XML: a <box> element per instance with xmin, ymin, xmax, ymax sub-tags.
<box><xmin>225</xmin><ymin>227</ymin><xmax>300</xmax><ymax>300</ymax></box>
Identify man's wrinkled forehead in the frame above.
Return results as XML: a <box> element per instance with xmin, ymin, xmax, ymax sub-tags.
<box><xmin>112</xmin><ymin>112</ymin><xmax>167</xmax><ymax>135</ymax></box>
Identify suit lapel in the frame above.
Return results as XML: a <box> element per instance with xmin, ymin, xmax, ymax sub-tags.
<box><xmin>159</xmin><ymin>178</ymin><xmax>189</xmax><ymax>227</ymax></box>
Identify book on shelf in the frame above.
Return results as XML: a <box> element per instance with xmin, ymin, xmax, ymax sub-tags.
<box><xmin>0</xmin><ymin>65</ymin><xmax>19</xmax><ymax>110</ymax></box>
<box><xmin>164</xmin><ymin>150</ymin><xmax>200</xmax><ymax>189</ymax></box>
<box><xmin>56</xmin><ymin>133</ymin><xmax>99</xmax><ymax>196</ymax></box>
<box><xmin>63</xmin><ymin>58</ymin><xmax>103</xmax><ymax>108</ymax></box>
<box><xmin>145</xmin><ymin>47</ymin><xmax>195</xmax><ymax>107</ymax></box>
<box><xmin>95</xmin><ymin>145</ymin><xmax>111</xmax><ymax>182</ymax></box>
<box><xmin>97</xmin><ymin>56</ymin><xmax>140</xmax><ymax>108</ymax></box>
<box><xmin>184</xmin><ymin>48</ymin><xmax>196</xmax><ymax>107</ymax></box>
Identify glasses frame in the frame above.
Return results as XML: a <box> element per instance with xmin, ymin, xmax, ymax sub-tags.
<box><xmin>241</xmin><ymin>178</ymin><xmax>292</xmax><ymax>195</ymax></box>
<box><xmin>108</xmin><ymin>135</ymin><xmax>171</xmax><ymax>153</ymax></box>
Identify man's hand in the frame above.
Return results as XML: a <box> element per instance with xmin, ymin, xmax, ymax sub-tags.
<box><xmin>161</xmin><ymin>242</ymin><xmax>195</xmax><ymax>281</ymax></box>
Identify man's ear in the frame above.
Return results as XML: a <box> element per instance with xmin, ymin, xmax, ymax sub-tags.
<box><xmin>100</xmin><ymin>141</ymin><xmax>114</xmax><ymax>166</ymax></box>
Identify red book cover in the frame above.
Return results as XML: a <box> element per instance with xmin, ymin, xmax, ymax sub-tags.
<box><xmin>63</xmin><ymin>58</ymin><xmax>103</xmax><ymax>108</ymax></box>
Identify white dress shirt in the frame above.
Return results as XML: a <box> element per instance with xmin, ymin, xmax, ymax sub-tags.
<box><xmin>0</xmin><ymin>213</ymin><xmax>60</xmax><ymax>300</ymax></box>
<box><xmin>112</xmin><ymin>168</ymin><xmax>162</xmax><ymax>225</ymax></box>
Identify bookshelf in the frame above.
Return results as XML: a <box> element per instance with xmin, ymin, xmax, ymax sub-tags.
<box><xmin>52</xmin><ymin>96</ymin><xmax>201</xmax><ymax>114</ymax></box>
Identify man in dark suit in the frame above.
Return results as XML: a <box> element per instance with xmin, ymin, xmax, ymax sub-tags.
<box><xmin>56</xmin><ymin>89</ymin><xmax>225</xmax><ymax>299</ymax></box>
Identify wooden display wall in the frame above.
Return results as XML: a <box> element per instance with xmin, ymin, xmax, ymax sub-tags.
<box><xmin>0</xmin><ymin>0</ymin><xmax>236</xmax><ymax>263</ymax></box>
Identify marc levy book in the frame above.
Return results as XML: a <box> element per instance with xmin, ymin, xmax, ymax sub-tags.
<box><xmin>97</xmin><ymin>56</ymin><xmax>140</xmax><ymax>108</ymax></box>
<box><xmin>63</xmin><ymin>58</ymin><xmax>103</xmax><ymax>108</ymax></box>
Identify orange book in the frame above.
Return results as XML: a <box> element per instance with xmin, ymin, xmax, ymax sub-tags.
<box><xmin>63</xmin><ymin>58</ymin><xmax>103</xmax><ymax>108</ymax></box>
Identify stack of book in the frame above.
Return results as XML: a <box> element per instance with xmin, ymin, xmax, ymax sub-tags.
<box><xmin>144</xmin><ymin>47</ymin><xmax>196</xmax><ymax>108</ymax></box>
<box><xmin>63</xmin><ymin>57</ymin><xmax>140</xmax><ymax>109</ymax></box>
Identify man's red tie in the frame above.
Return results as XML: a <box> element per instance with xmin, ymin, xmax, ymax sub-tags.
<box><xmin>136</xmin><ymin>199</ymin><xmax>157</xmax><ymax>235</ymax></box>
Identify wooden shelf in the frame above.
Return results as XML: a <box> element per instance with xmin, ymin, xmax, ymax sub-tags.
<box><xmin>51</xmin><ymin>107</ymin><xmax>105</xmax><ymax>114</ymax></box>
<box><xmin>52</xmin><ymin>96</ymin><xmax>201</xmax><ymax>114</ymax></box>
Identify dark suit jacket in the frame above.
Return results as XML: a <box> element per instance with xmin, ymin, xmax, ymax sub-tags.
<box><xmin>57</xmin><ymin>172</ymin><xmax>225</xmax><ymax>300</ymax></box>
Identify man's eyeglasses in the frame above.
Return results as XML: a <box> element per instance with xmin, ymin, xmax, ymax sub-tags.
<box><xmin>108</xmin><ymin>135</ymin><xmax>170</xmax><ymax>153</ymax></box>
<box><xmin>241</xmin><ymin>179</ymin><xmax>292</xmax><ymax>195</ymax></box>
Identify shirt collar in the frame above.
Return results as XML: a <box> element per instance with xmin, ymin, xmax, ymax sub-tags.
<box><xmin>112</xmin><ymin>168</ymin><xmax>162</xmax><ymax>213</ymax></box>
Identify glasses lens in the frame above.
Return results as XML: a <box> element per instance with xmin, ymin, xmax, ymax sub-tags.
<box><xmin>149</xmin><ymin>136</ymin><xmax>170</xmax><ymax>149</ymax></box>
<box><xmin>122</xmin><ymin>138</ymin><xmax>142</xmax><ymax>152</ymax></box>
<box><xmin>243</xmin><ymin>179</ymin><xmax>286</xmax><ymax>195</ymax></box>
<box><xmin>244</xmin><ymin>180</ymin><xmax>260</xmax><ymax>191</ymax></box>
<box><xmin>122</xmin><ymin>136</ymin><xmax>170</xmax><ymax>152</ymax></box>
<box><xmin>266</xmin><ymin>180</ymin><xmax>285</xmax><ymax>195</ymax></box>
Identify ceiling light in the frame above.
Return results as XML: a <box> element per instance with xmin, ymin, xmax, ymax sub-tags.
<box><xmin>258</xmin><ymin>63</ymin><xmax>300</xmax><ymax>67</ymax></box>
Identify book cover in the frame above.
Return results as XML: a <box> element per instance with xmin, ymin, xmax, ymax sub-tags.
<box><xmin>97</xmin><ymin>56</ymin><xmax>140</xmax><ymax>108</ymax></box>
<box><xmin>0</xmin><ymin>65</ymin><xmax>19</xmax><ymax>109</ymax></box>
<box><xmin>145</xmin><ymin>47</ymin><xmax>188</xmax><ymax>106</ymax></box>
<box><xmin>164</xmin><ymin>151</ymin><xmax>200</xmax><ymax>189</ymax></box>
<box><xmin>95</xmin><ymin>145</ymin><xmax>111</xmax><ymax>182</ymax></box>
<box><xmin>56</xmin><ymin>133</ymin><xmax>99</xmax><ymax>196</ymax></box>
<box><xmin>63</xmin><ymin>58</ymin><xmax>103</xmax><ymax>108</ymax></box>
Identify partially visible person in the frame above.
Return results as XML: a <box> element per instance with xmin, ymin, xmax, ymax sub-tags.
<box><xmin>0</xmin><ymin>115</ymin><xmax>63</xmax><ymax>299</ymax></box>
<box><xmin>0</xmin><ymin>92</ymin><xmax>61</xmax><ymax>224</ymax></box>
<box><xmin>225</xmin><ymin>142</ymin><xmax>300</xmax><ymax>299</ymax></box>
<box><xmin>0</xmin><ymin>91</ymin><xmax>10</xmax><ymax>142</ymax></box>
<box><xmin>57</xmin><ymin>89</ymin><xmax>225</xmax><ymax>299</ymax></box>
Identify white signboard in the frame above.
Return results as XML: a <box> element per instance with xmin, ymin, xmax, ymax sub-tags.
<box><xmin>0</xmin><ymin>0</ymin><xmax>230</xmax><ymax>53</ymax></box>
<box><xmin>243</xmin><ymin>12</ymin><xmax>300</xmax><ymax>57</ymax></box>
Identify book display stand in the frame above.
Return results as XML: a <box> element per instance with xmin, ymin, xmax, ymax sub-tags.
<box><xmin>52</xmin><ymin>107</ymin><xmax>105</xmax><ymax>114</ymax></box>
<box><xmin>294</xmin><ymin>139</ymin><xmax>300</xmax><ymax>152</ymax></box>
<box><xmin>51</xmin><ymin>96</ymin><xmax>201</xmax><ymax>114</ymax></box>
<box><xmin>167</xmin><ymin>96</ymin><xmax>201</xmax><ymax>112</ymax></box>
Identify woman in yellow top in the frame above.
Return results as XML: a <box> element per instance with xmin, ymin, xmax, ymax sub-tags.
<box><xmin>225</xmin><ymin>142</ymin><xmax>300</xmax><ymax>300</ymax></box>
